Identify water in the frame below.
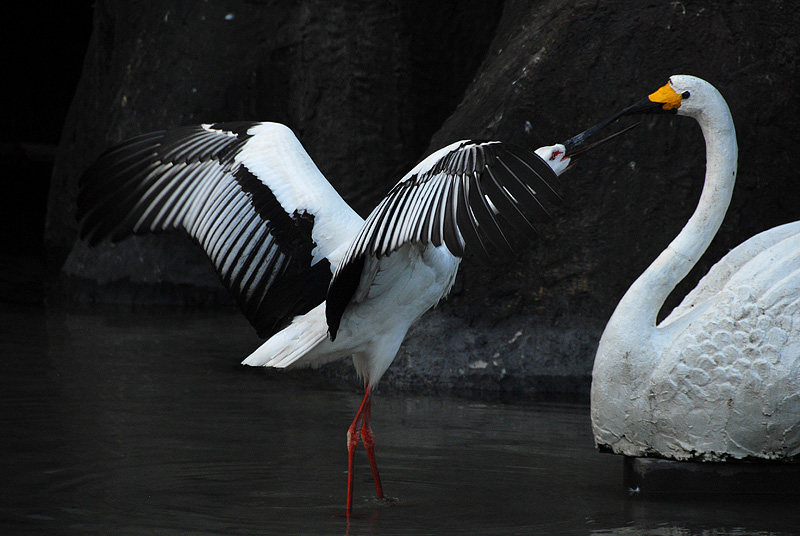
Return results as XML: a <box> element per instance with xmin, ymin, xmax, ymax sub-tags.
<box><xmin>2</xmin><ymin>304</ymin><xmax>798</xmax><ymax>535</ymax></box>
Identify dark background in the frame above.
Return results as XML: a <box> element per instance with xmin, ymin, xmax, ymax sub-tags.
<box><xmin>4</xmin><ymin>0</ymin><xmax>798</xmax><ymax>397</ymax></box>
<box><xmin>2</xmin><ymin>3</ymin><xmax>94</xmax><ymax>302</ymax></box>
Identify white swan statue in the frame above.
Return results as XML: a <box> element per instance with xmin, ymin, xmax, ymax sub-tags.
<box><xmin>591</xmin><ymin>75</ymin><xmax>800</xmax><ymax>462</ymax></box>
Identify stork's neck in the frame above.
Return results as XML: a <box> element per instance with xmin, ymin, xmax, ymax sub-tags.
<box><xmin>611</xmin><ymin>93</ymin><xmax>738</xmax><ymax>337</ymax></box>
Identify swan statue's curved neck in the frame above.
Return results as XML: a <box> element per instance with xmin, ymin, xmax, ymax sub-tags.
<box><xmin>612</xmin><ymin>87</ymin><xmax>738</xmax><ymax>335</ymax></box>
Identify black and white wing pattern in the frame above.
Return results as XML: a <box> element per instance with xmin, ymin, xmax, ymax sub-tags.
<box><xmin>326</xmin><ymin>139</ymin><xmax>562</xmax><ymax>334</ymax></box>
<box><xmin>78</xmin><ymin>121</ymin><xmax>364</xmax><ymax>338</ymax></box>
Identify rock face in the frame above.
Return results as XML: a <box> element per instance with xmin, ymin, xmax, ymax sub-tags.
<box><xmin>47</xmin><ymin>0</ymin><xmax>800</xmax><ymax>397</ymax></box>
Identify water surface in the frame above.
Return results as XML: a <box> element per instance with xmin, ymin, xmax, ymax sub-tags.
<box><xmin>1</xmin><ymin>305</ymin><xmax>798</xmax><ymax>535</ymax></box>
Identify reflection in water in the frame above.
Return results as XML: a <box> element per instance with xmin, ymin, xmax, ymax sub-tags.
<box><xmin>2</xmin><ymin>305</ymin><xmax>798</xmax><ymax>535</ymax></box>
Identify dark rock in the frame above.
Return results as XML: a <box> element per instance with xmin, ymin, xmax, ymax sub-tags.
<box><xmin>623</xmin><ymin>456</ymin><xmax>800</xmax><ymax>495</ymax></box>
<box><xmin>45</xmin><ymin>0</ymin><xmax>800</xmax><ymax>398</ymax></box>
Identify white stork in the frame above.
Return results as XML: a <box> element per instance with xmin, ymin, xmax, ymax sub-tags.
<box><xmin>77</xmin><ymin>119</ymin><xmax>622</xmax><ymax>514</ymax></box>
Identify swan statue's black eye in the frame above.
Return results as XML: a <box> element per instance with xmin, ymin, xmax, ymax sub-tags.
<box><xmin>682</xmin><ymin>91</ymin><xmax>690</xmax><ymax>99</ymax></box>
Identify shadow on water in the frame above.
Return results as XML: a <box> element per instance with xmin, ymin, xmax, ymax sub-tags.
<box><xmin>2</xmin><ymin>304</ymin><xmax>799</xmax><ymax>535</ymax></box>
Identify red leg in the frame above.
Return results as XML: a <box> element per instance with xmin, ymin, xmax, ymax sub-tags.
<box><xmin>360</xmin><ymin>398</ymin><xmax>384</xmax><ymax>499</ymax></box>
<box><xmin>346</xmin><ymin>425</ymin><xmax>358</xmax><ymax>514</ymax></box>
<box><xmin>346</xmin><ymin>388</ymin><xmax>370</xmax><ymax>515</ymax></box>
<box><xmin>345</xmin><ymin>386</ymin><xmax>384</xmax><ymax>516</ymax></box>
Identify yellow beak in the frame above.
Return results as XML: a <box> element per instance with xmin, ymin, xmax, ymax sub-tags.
<box><xmin>648</xmin><ymin>83</ymin><xmax>683</xmax><ymax>111</ymax></box>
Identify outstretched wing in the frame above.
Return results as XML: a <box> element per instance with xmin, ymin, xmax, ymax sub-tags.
<box><xmin>78</xmin><ymin>121</ymin><xmax>364</xmax><ymax>338</ymax></box>
<box><xmin>326</xmin><ymin>139</ymin><xmax>562</xmax><ymax>336</ymax></box>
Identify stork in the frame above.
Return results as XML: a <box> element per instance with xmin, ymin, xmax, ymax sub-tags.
<box><xmin>77</xmin><ymin>118</ymin><xmax>623</xmax><ymax>515</ymax></box>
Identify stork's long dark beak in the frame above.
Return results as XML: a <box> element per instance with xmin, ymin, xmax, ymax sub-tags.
<box><xmin>561</xmin><ymin>81</ymin><xmax>685</xmax><ymax>159</ymax></box>
<box><xmin>562</xmin><ymin>109</ymin><xmax>632</xmax><ymax>157</ymax></box>
<box><xmin>560</xmin><ymin>108</ymin><xmax>640</xmax><ymax>161</ymax></box>
<box><xmin>562</xmin><ymin>121</ymin><xmax>639</xmax><ymax>159</ymax></box>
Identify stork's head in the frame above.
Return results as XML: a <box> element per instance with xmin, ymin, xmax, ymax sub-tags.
<box><xmin>535</xmin><ymin>144</ymin><xmax>570</xmax><ymax>176</ymax></box>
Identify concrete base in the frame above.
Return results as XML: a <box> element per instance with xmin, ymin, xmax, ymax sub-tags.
<box><xmin>624</xmin><ymin>456</ymin><xmax>800</xmax><ymax>496</ymax></box>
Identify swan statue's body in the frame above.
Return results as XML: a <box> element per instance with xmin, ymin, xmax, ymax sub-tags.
<box><xmin>591</xmin><ymin>75</ymin><xmax>800</xmax><ymax>462</ymax></box>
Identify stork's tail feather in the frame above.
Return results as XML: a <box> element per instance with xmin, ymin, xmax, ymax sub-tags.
<box><xmin>242</xmin><ymin>304</ymin><xmax>328</xmax><ymax>368</ymax></box>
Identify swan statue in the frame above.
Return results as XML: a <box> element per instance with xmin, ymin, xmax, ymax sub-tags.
<box><xmin>591</xmin><ymin>75</ymin><xmax>800</xmax><ymax>462</ymax></box>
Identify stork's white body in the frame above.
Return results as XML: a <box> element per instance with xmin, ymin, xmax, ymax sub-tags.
<box><xmin>244</xmin><ymin>243</ymin><xmax>460</xmax><ymax>385</ymax></box>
